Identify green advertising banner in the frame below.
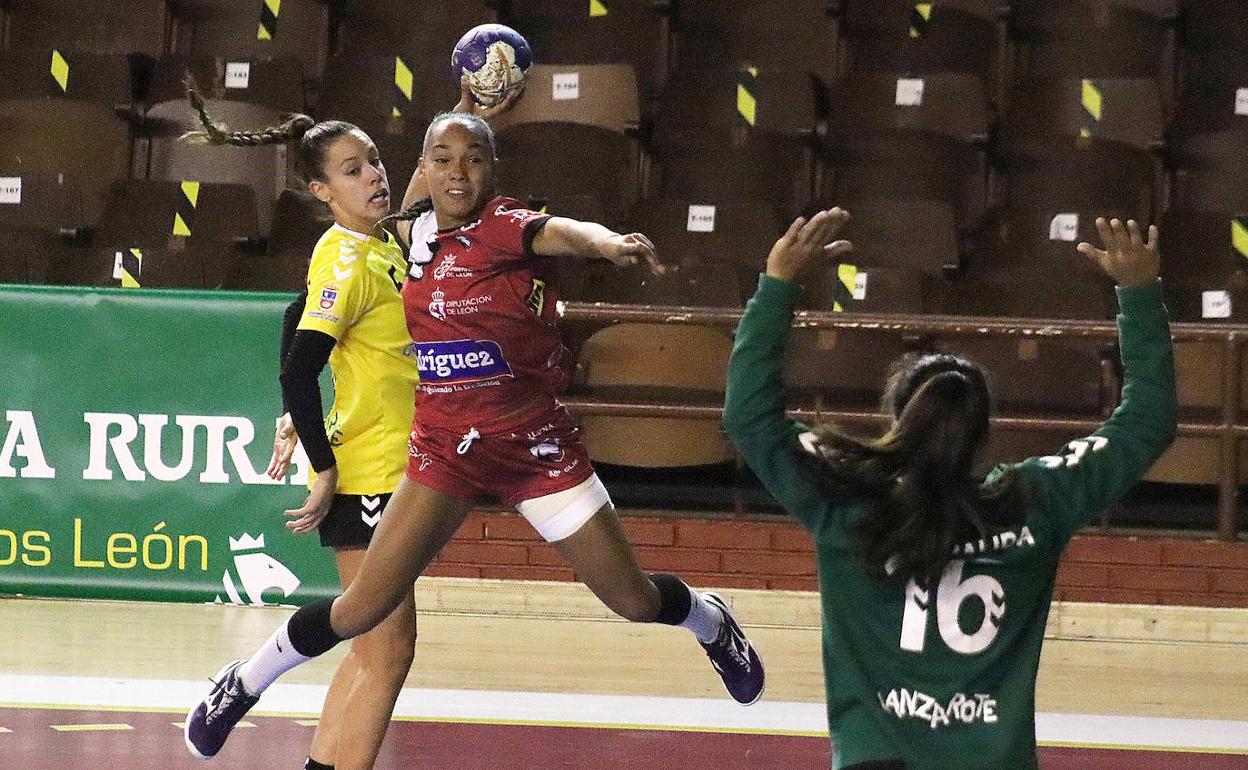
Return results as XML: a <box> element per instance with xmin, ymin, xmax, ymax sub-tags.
<box><xmin>0</xmin><ymin>284</ymin><xmax>341</xmax><ymax>605</ymax></box>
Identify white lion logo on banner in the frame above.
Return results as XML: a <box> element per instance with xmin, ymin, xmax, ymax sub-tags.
<box><xmin>217</xmin><ymin>533</ymin><xmax>300</xmax><ymax>606</ymax></box>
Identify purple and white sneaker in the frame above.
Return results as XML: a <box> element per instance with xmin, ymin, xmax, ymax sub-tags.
<box><xmin>184</xmin><ymin>660</ymin><xmax>259</xmax><ymax>759</ymax></box>
<box><xmin>700</xmin><ymin>593</ymin><xmax>765</xmax><ymax>705</ymax></box>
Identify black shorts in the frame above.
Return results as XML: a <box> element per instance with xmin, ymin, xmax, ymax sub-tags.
<box><xmin>318</xmin><ymin>492</ymin><xmax>393</xmax><ymax>548</ymax></box>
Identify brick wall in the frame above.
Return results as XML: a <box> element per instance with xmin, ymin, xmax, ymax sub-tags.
<box><xmin>425</xmin><ymin>510</ymin><xmax>1248</xmax><ymax>607</ymax></box>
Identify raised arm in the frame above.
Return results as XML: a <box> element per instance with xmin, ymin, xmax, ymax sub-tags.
<box><xmin>1024</xmin><ymin>218</ymin><xmax>1177</xmax><ymax>542</ymax></box>
<box><xmin>723</xmin><ymin>208</ymin><xmax>854</xmax><ymax>531</ymax></box>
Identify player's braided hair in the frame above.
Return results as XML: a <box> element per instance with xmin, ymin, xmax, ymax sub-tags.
<box><xmin>180</xmin><ymin>78</ymin><xmax>359</xmax><ymax>183</ymax></box>
<box><xmin>379</xmin><ymin>196</ymin><xmax>434</xmax><ymax>226</ymax></box>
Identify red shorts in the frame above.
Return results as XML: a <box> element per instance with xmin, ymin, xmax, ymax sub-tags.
<box><xmin>405</xmin><ymin>403</ymin><xmax>595</xmax><ymax>506</ymax></box>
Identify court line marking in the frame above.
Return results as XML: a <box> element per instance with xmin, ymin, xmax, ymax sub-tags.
<box><xmin>1</xmin><ymin>674</ymin><xmax>1246</xmax><ymax>754</ymax></box>
<box><xmin>49</xmin><ymin>723</ymin><xmax>133</xmax><ymax>732</ymax></box>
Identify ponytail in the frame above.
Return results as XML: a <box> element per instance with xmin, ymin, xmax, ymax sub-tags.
<box><xmin>380</xmin><ymin>196</ymin><xmax>434</xmax><ymax>227</ymax></box>
<box><xmin>800</xmin><ymin>353</ymin><xmax>1024</xmax><ymax>585</ymax></box>
<box><xmin>180</xmin><ymin>78</ymin><xmax>357</xmax><ymax>182</ymax></box>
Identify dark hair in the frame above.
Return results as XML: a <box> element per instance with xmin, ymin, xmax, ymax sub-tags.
<box><xmin>800</xmin><ymin>353</ymin><xmax>1024</xmax><ymax>586</ymax></box>
<box><xmin>181</xmin><ymin>80</ymin><xmax>360</xmax><ymax>183</ymax></box>
<box><xmin>421</xmin><ymin>111</ymin><xmax>498</xmax><ymax>158</ymax></box>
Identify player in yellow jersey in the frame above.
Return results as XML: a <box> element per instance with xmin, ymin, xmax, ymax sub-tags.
<box><xmin>180</xmin><ymin>83</ymin><xmax>515</xmax><ymax>770</ymax></box>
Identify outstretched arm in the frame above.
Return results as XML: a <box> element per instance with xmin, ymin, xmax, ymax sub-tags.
<box><xmin>530</xmin><ymin>217</ymin><xmax>667</xmax><ymax>274</ymax></box>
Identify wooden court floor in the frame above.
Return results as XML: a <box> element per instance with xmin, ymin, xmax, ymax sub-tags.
<box><xmin>1</xmin><ymin>579</ymin><xmax>1246</xmax><ymax>768</ymax></box>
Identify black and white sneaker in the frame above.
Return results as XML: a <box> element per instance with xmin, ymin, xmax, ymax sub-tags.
<box><xmin>699</xmin><ymin>593</ymin><xmax>765</xmax><ymax>705</ymax></box>
<box><xmin>184</xmin><ymin>660</ymin><xmax>259</xmax><ymax>759</ymax></box>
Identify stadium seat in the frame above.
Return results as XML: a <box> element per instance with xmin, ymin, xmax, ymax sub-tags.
<box><xmin>948</xmin><ymin>335</ymin><xmax>1109</xmax><ymax>414</ymax></box>
<box><xmin>1007</xmin><ymin>0</ymin><xmax>1176</xmax><ymax>85</ymax></box>
<box><xmin>992</xmin><ymin>136</ymin><xmax>1157</xmax><ymax>221</ymax></box>
<box><xmin>799</xmin><ymin>264</ymin><xmax>929</xmax><ymax>314</ymax></box>
<box><xmin>0</xmin><ymin>99</ymin><xmax>133</xmax><ymax>227</ymax></box>
<box><xmin>941</xmin><ymin>265</ymin><xmax>1116</xmax><ymax>320</ymax></box>
<box><xmin>0</xmin><ymin>171</ymin><xmax>87</xmax><ymax>235</ymax></box>
<box><xmin>0</xmin><ymin>49</ymin><xmax>138</xmax><ymax>105</ymax></box>
<box><xmin>820</xmin><ymin>73</ymin><xmax>990</xmax><ymax>230</ymax></box>
<box><xmin>492</xmin><ymin>63</ymin><xmax>642</xmax><ymax>231</ymax></box>
<box><xmin>224</xmin><ymin>252</ymin><xmax>309</xmax><ymax>291</ymax></box>
<box><xmin>0</xmin><ymin>225</ymin><xmax>67</xmax><ymax>284</ymax></box>
<box><xmin>502</xmin><ymin>0</ymin><xmax>670</xmax><ymax>100</ymax></box>
<box><xmin>167</xmin><ymin>0</ymin><xmax>329</xmax><ymax>79</ymax></box>
<box><xmin>329</xmin><ymin>1</ymin><xmax>496</xmax><ymax>116</ymax></box>
<box><xmin>1180</xmin><ymin>0</ymin><xmax>1248</xmax><ymax>90</ymax></box>
<box><xmin>267</xmin><ymin>188</ymin><xmax>331</xmax><ymax>260</ymax></box>
<box><xmin>839</xmin><ymin>0</ymin><xmax>1001</xmax><ymax>84</ymax></box>
<box><xmin>1168</xmin><ymin>84</ymin><xmax>1248</xmax><ymax>213</ymax></box>
<box><xmin>64</xmin><ymin>179</ymin><xmax>260</xmax><ymax>289</ymax></box>
<box><xmin>574</xmin><ymin>260</ymin><xmax>742</xmax><ymax>307</ymax></box>
<box><xmin>3</xmin><ymin>0</ymin><xmax>169</xmax><ymax>56</ymax></box>
<box><xmin>148</xmin><ymin>54</ymin><xmax>305</xmax><ymax>112</ymax></box>
<box><xmin>575</xmin><ymin>322</ymin><xmax>737</xmax><ymax>467</ymax></box>
<box><xmin>824</xmin><ymin>198</ymin><xmax>961</xmax><ymax>277</ymax></box>
<box><xmin>670</xmin><ymin>0</ymin><xmax>838</xmax><ymax>83</ymax></box>
<box><xmin>142</xmin><ymin>98</ymin><xmax>288</xmax><ymax>235</ymax></box>
<box><xmin>970</xmin><ymin>206</ymin><xmax>1136</xmax><ymax>281</ymax></box>
<box><xmin>1156</xmin><ymin>210</ymin><xmax>1248</xmax><ymax>323</ymax></box>
<box><xmin>783</xmin><ymin>327</ymin><xmax>917</xmax><ymax>410</ymax></box>
<box><xmin>652</xmin><ymin>67</ymin><xmax>819</xmax><ymax>216</ymax></box>
<box><xmin>1002</xmin><ymin>77</ymin><xmax>1165</xmax><ymax>151</ymax></box>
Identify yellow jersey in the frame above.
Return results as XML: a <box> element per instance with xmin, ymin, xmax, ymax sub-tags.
<box><xmin>298</xmin><ymin>224</ymin><xmax>418</xmax><ymax>494</ymax></box>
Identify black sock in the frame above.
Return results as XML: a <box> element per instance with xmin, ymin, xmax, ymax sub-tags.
<box><xmin>287</xmin><ymin>598</ymin><xmax>344</xmax><ymax>657</ymax></box>
<box><xmin>649</xmin><ymin>572</ymin><xmax>693</xmax><ymax>625</ymax></box>
<box><xmin>305</xmin><ymin>759</ymin><xmax>334</xmax><ymax>770</ymax></box>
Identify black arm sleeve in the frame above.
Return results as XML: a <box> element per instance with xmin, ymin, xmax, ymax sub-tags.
<box><xmin>278</xmin><ymin>289</ymin><xmax>308</xmax><ymax>413</ymax></box>
<box><xmin>279</xmin><ymin>329</ymin><xmax>338</xmax><ymax>473</ymax></box>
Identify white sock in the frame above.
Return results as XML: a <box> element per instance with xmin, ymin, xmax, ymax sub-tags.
<box><xmin>680</xmin><ymin>592</ymin><xmax>725</xmax><ymax>644</ymax></box>
<box><xmin>237</xmin><ymin>621</ymin><xmax>311</xmax><ymax>695</ymax></box>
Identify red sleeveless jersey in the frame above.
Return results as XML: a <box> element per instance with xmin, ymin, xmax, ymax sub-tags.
<box><xmin>401</xmin><ymin>196</ymin><xmax>568</xmax><ymax>432</ymax></box>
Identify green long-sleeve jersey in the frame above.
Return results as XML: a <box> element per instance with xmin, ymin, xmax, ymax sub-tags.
<box><xmin>723</xmin><ymin>274</ymin><xmax>1176</xmax><ymax>769</ymax></box>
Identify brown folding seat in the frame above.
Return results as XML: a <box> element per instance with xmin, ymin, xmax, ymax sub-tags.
<box><xmin>942</xmin><ymin>265</ymin><xmax>1116</xmax><ymax>320</ymax></box>
<box><xmin>0</xmin><ymin>99</ymin><xmax>132</xmax><ymax>227</ymax></box>
<box><xmin>0</xmin><ymin>171</ymin><xmax>88</xmax><ymax>235</ymax></box>
<box><xmin>840</xmin><ymin>0</ymin><xmax>1001</xmax><ymax>83</ymax></box>
<box><xmin>492</xmin><ymin>64</ymin><xmax>642</xmax><ymax>231</ymax></box>
<box><xmin>670</xmin><ymin>0</ymin><xmax>838</xmax><ymax>83</ymax></box>
<box><xmin>147</xmin><ymin>55</ymin><xmax>305</xmax><ymax>112</ymax></box>
<box><xmin>574</xmin><ymin>322</ymin><xmax>736</xmax><ymax>467</ymax></box>
<box><xmin>334</xmin><ymin>0</ymin><xmax>495</xmax><ymax>55</ymax></box>
<box><xmin>822</xmin><ymin>132</ymin><xmax>988</xmax><ymax>231</ymax></box>
<box><xmin>71</xmin><ymin>179</ymin><xmax>258</xmax><ymax>289</ymax></box>
<box><xmin>622</xmin><ymin>198</ymin><xmax>785</xmax><ymax>276</ymax></box>
<box><xmin>94</xmin><ymin>179</ymin><xmax>259</xmax><ymax>246</ymax></box>
<box><xmin>971</xmin><ymin>206</ymin><xmax>1136</xmax><ymax>281</ymax></box>
<box><xmin>1003</xmin><ymin>77</ymin><xmax>1165</xmax><ymax>152</ymax></box>
<box><xmin>4</xmin><ymin>0</ymin><xmax>169</xmax><ymax>56</ymax></box>
<box><xmin>825</xmin><ymin>199</ymin><xmax>960</xmax><ymax>278</ymax></box>
<box><xmin>503</xmin><ymin>0</ymin><xmax>669</xmax><ymax>99</ymax></box>
<box><xmin>1008</xmin><ymin>0</ymin><xmax>1176</xmax><ymax>84</ymax></box>
<box><xmin>948</xmin><ymin>335</ymin><xmax>1109</xmax><ymax>414</ymax></box>
<box><xmin>1168</xmin><ymin>85</ymin><xmax>1248</xmax><ymax>214</ymax></box>
<box><xmin>0</xmin><ymin>225</ymin><xmax>67</xmax><ymax>284</ymax></box>
<box><xmin>783</xmin><ymin>328</ymin><xmax>917</xmax><ymax>411</ymax></box>
<box><xmin>1180</xmin><ymin>0</ymin><xmax>1248</xmax><ymax>90</ymax></box>
<box><xmin>224</xmin><ymin>252</ymin><xmax>310</xmax><ymax>291</ymax></box>
<box><xmin>826</xmin><ymin>72</ymin><xmax>992</xmax><ymax>143</ymax></box>
<box><xmin>167</xmin><ymin>0</ymin><xmax>329</xmax><ymax>79</ymax></box>
<box><xmin>267</xmin><ymin>188</ymin><xmax>331</xmax><ymax>259</ymax></box>
<box><xmin>0</xmin><ymin>49</ymin><xmax>138</xmax><ymax>105</ymax></box>
<box><xmin>573</xmin><ymin>259</ymin><xmax>741</xmax><ymax>308</ymax></box>
<box><xmin>317</xmin><ymin>51</ymin><xmax>456</xmax><ymax>126</ymax></box>
<box><xmin>800</xmin><ymin>264</ymin><xmax>929</xmax><ymax>314</ymax></box>
<box><xmin>993</xmin><ymin>136</ymin><xmax>1156</xmax><ymax>221</ymax></box>
<box><xmin>1155</xmin><ymin>210</ymin><xmax>1248</xmax><ymax>323</ymax></box>
<box><xmin>142</xmin><ymin>99</ymin><xmax>287</xmax><ymax>235</ymax></box>
<box><xmin>653</xmin><ymin>66</ymin><xmax>819</xmax><ymax>216</ymax></box>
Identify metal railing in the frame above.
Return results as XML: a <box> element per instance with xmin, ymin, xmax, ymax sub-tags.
<box><xmin>558</xmin><ymin>301</ymin><xmax>1246</xmax><ymax>540</ymax></box>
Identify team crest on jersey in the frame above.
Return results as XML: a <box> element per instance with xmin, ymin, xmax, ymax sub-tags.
<box><xmin>319</xmin><ymin>287</ymin><xmax>339</xmax><ymax>309</ymax></box>
<box><xmin>429</xmin><ymin>288</ymin><xmax>447</xmax><ymax>321</ymax></box>
<box><xmin>433</xmin><ymin>254</ymin><xmax>474</xmax><ymax>280</ymax></box>
<box><xmin>529</xmin><ymin>441</ymin><xmax>564</xmax><ymax>463</ymax></box>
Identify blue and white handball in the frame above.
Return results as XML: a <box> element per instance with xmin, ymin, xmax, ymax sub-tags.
<box><xmin>451</xmin><ymin>23</ymin><xmax>534</xmax><ymax>108</ymax></box>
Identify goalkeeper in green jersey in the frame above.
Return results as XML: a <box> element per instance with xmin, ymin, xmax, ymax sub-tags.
<box><xmin>724</xmin><ymin>209</ymin><xmax>1176</xmax><ymax>769</ymax></box>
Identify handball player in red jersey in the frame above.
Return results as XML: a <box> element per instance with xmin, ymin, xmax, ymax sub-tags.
<box><xmin>185</xmin><ymin>111</ymin><xmax>766</xmax><ymax>761</ymax></box>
